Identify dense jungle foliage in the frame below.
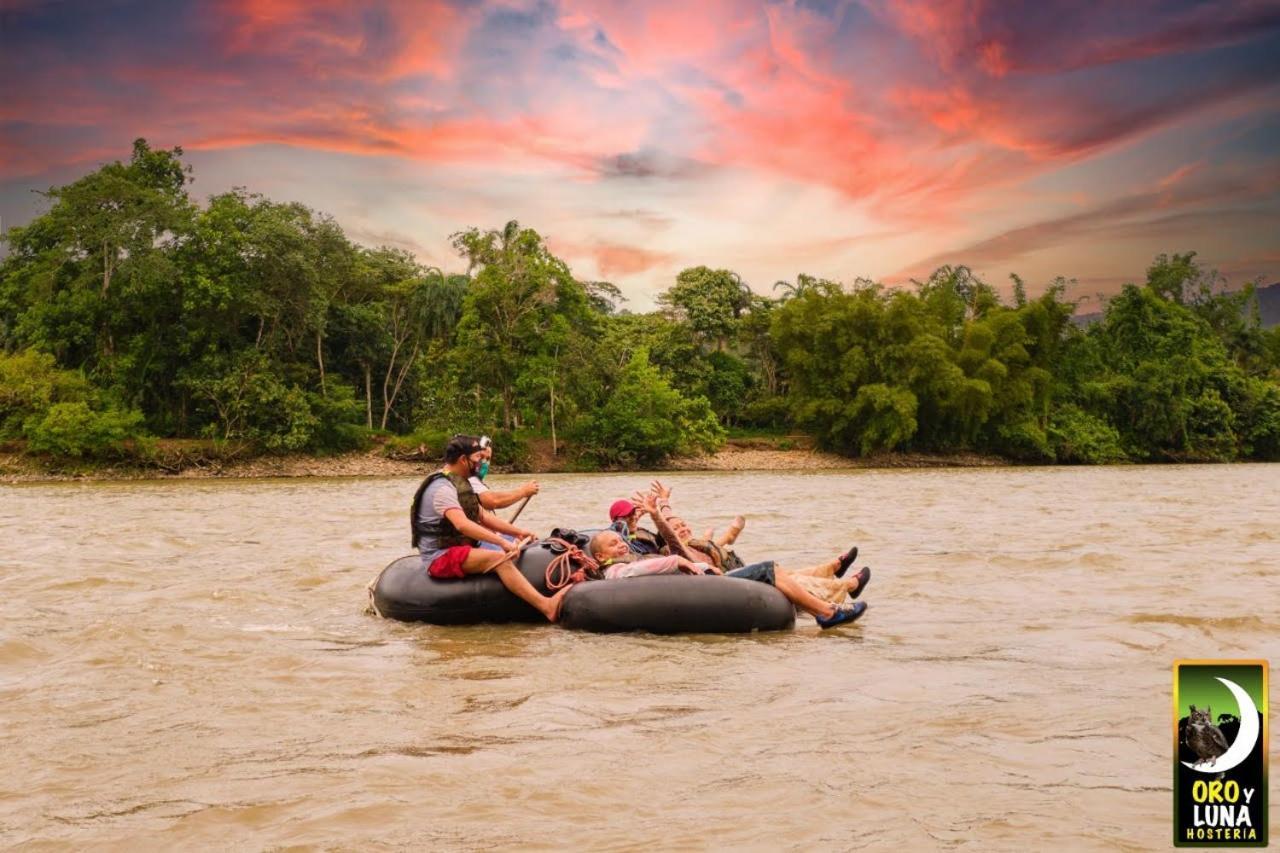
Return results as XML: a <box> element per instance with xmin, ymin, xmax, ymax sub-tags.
<box><xmin>2</xmin><ymin>141</ymin><xmax>1278</xmax><ymax>467</ymax></box>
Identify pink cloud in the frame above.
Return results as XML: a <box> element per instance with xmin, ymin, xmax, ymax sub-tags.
<box><xmin>894</xmin><ymin>164</ymin><xmax>1280</xmax><ymax>279</ymax></box>
<box><xmin>3</xmin><ymin>0</ymin><xmax>1278</xmax><ymax>303</ymax></box>
<box><xmin>548</xmin><ymin>237</ymin><xmax>675</xmax><ymax>278</ymax></box>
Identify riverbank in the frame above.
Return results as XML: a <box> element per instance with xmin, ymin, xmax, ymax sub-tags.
<box><xmin>0</xmin><ymin>437</ymin><xmax>1005</xmax><ymax>483</ymax></box>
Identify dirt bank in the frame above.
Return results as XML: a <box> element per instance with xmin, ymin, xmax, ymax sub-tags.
<box><xmin>0</xmin><ymin>440</ymin><xmax>1007</xmax><ymax>484</ymax></box>
<box><xmin>665</xmin><ymin>447</ymin><xmax>1005</xmax><ymax>471</ymax></box>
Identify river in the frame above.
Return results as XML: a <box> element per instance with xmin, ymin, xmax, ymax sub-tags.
<box><xmin>1</xmin><ymin>465</ymin><xmax>1277</xmax><ymax>849</ymax></box>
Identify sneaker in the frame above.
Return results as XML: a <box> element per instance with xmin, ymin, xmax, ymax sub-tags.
<box><xmin>834</xmin><ymin>545</ymin><xmax>859</xmax><ymax>578</ymax></box>
<box><xmin>816</xmin><ymin>601</ymin><xmax>867</xmax><ymax>629</ymax></box>
<box><xmin>850</xmin><ymin>566</ymin><xmax>871</xmax><ymax>600</ymax></box>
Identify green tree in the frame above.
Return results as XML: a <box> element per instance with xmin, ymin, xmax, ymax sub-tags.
<box><xmin>659</xmin><ymin>266</ymin><xmax>752</xmax><ymax>351</ymax></box>
<box><xmin>1063</xmin><ymin>284</ymin><xmax>1247</xmax><ymax>460</ymax></box>
<box><xmin>0</xmin><ymin>349</ymin><xmax>93</xmax><ymax>438</ymax></box>
<box><xmin>575</xmin><ymin>349</ymin><xmax>724</xmax><ymax>466</ymax></box>
<box><xmin>450</xmin><ymin>221</ymin><xmax>596</xmax><ymax>429</ymax></box>
<box><xmin>24</xmin><ymin>401</ymin><xmax>147</xmax><ymax>460</ymax></box>
<box><xmin>1</xmin><ymin>140</ymin><xmax>195</xmax><ymax>410</ymax></box>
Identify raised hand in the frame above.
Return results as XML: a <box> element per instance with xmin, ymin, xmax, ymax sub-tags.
<box><xmin>637</xmin><ymin>492</ymin><xmax>660</xmax><ymax>518</ymax></box>
<box><xmin>650</xmin><ymin>479</ymin><xmax>672</xmax><ymax>500</ymax></box>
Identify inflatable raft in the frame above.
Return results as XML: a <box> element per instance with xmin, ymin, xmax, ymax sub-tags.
<box><xmin>370</xmin><ymin>539</ymin><xmax>795</xmax><ymax>634</ymax></box>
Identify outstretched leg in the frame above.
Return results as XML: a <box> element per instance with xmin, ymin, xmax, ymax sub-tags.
<box><xmin>773</xmin><ymin>569</ymin><xmax>839</xmax><ymax>619</ymax></box>
<box><xmin>789</xmin><ymin>564</ymin><xmax>869</xmax><ymax>596</ymax></box>
<box><xmin>716</xmin><ymin>515</ymin><xmax>746</xmax><ymax>548</ymax></box>
<box><xmin>788</xmin><ymin>572</ymin><xmax>855</xmax><ymax>603</ymax></box>
<box><xmin>784</xmin><ymin>556</ymin><xmax>841</xmax><ymax>578</ymax></box>
<box><xmin>461</xmin><ymin>549</ymin><xmax>567</xmax><ymax>622</ymax></box>
<box><xmin>774</xmin><ymin>570</ymin><xmax>866</xmax><ymax>629</ymax></box>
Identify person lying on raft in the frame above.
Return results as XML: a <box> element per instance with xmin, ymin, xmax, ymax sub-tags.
<box><xmin>587</xmin><ymin>531</ymin><xmax>718</xmax><ymax>578</ymax></box>
<box><xmin>466</xmin><ymin>435</ymin><xmax>540</xmax><ymax>511</ymax></box>
<box><xmin>411</xmin><ymin>434</ymin><xmax>567</xmax><ymax>622</ymax></box>
<box><xmin>618</xmin><ymin>493</ymin><xmax>867</xmax><ymax>629</ymax></box>
<box><xmin>605</xmin><ymin>498</ymin><xmax>665</xmax><ymax>555</ymax></box>
<box><xmin>648</xmin><ymin>480</ymin><xmax>748</xmax><ymax>551</ymax></box>
<box><xmin>665</xmin><ymin>510</ymin><xmax>867</xmax><ymax>604</ymax></box>
<box><xmin>637</xmin><ymin>483</ymin><xmax>870</xmax><ymax>604</ymax></box>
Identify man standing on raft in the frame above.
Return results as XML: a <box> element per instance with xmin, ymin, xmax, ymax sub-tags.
<box><xmin>411</xmin><ymin>435</ymin><xmax>567</xmax><ymax>622</ymax></box>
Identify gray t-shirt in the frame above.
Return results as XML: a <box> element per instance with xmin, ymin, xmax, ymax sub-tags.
<box><xmin>468</xmin><ymin>476</ymin><xmax>490</xmax><ymax>494</ymax></box>
<box><xmin>417</xmin><ymin>477</ymin><xmax>464</xmax><ymax>567</ymax></box>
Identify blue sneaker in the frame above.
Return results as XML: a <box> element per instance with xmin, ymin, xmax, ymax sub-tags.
<box><xmin>816</xmin><ymin>601</ymin><xmax>867</xmax><ymax>629</ymax></box>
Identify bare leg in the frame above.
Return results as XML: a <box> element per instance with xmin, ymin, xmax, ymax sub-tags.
<box><xmin>462</xmin><ymin>549</ymin><xmax>567</xmax><ymax>622</ymax></box>
<box><xmin>773</xmin><ymin>569</ymin><xmax>837</xmax><ymax>620</ymax></box>
<box><xmin>495</xmin><ymin>562</ymin><xmax>568</xmax><ymax>622</ymax></box>
<box><xmin>789</xmin><ymin>572</ymin><xmax>854</xmax><ymax>603</ymax></box>
<box><xmin>715</xmin><ymin>515</ymin><xmax>746</xmax><ymax>548</ymax></box>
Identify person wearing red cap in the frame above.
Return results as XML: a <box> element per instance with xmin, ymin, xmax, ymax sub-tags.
<box><xmin>632</xmin><ymin>492</ymin><xmax>868</xmax><ymax>629</ymax></box>
<box><xmin>607</xmin><ymin>498</ymin><xmax>665</xmax><ymax>555</ymax></box>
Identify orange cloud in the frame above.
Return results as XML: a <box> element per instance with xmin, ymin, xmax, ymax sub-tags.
<box><xmin>592</xmin><ymin>242</ymin><xmax>675</xmax><ymax>277</ymax></box>
<box><xmin>548</xmin><ymin>237</ymin><xmax>675</xmax><ymax>278</ymax></box>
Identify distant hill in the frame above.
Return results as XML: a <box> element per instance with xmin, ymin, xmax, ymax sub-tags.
<box><xmin>1072</xmin><ymin>282</ymin><xmax>1280</xmax><ymax>329</ymax></box>
<box><xmin>1260</xmin><ymin>282</ymin><xmax>1280</xmax><ymax>327</ymax></box>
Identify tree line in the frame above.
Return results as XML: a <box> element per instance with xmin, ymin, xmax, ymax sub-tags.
<box><xmin>2</xmin><ymin>140</ymin><xmax>1279</xmax><ymax>468</ymax></box>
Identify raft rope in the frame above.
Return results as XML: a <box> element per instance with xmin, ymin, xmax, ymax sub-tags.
<box><xmin>542</xmin><ymin>537</ymin><xmax>601</xmax><ymax>591</ymax></box>
<box><xmin>365</xmin><ymin>573</ymin><xmax>384</xmax><ymax>618</ymax></box>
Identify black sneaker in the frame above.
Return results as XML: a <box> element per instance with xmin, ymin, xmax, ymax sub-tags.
<box><xmin>850</xmin><ymin>567</ymin><xmax>871</xmax><ymax>600</ymax></box>
<box><xmin>834</xmin><ymin>545</ymin><xmax>859</xmax><ymax>578</ymax></box>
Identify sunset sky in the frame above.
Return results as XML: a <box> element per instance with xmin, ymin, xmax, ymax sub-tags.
<box><xmin>2</xmin><ymin>0</ymin><xmax>1279</xmax><ymax>307</ymax></box>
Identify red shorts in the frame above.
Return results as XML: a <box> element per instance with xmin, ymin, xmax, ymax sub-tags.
<box><xmin>427</xmin><ymin>545</ymin><xmax>473</xmax><ymax>579</ymax></box>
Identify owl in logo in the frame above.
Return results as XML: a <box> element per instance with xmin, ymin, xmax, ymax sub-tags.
<box><xmin>1184</xmin><ymin>704</ymin><xmax>1229</xmax><ymax>767</ymax></box>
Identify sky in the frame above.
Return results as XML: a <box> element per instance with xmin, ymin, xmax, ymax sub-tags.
<box><xmin>2</xmin><ymin>0</ymin><xmax>1279</xmax><ymax>308</ymax></box>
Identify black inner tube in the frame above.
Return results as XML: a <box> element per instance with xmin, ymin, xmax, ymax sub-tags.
<box><xmin>371</xmin><ymin>541</ymin><xmax>796</xmax><ymax>634</ymax></box>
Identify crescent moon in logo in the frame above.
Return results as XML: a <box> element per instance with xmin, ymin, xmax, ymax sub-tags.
<box><xmin>1182</xmin><ymin>677</ymin><xmax>1260</xmax><ymax>774</ymax></box>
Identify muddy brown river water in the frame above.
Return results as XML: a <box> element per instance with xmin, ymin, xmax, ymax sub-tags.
<box><xmin>1</xmin><ymin>466</ymin><xmax>1277</xmax><ymax>850</ymax></box>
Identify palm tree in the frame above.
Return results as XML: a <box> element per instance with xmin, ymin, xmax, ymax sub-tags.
<box><xmin>773</xmin><ymin>273</ymin><xmax>820</xmax><ymax>300</ymax></box>
<box><xmin>419</xmin><ymin>267</ymin><xmax>468</xmax><ymax>339</ymax></box>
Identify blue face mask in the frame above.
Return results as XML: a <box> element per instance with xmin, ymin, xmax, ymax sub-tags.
<box><xmin>477</xmin><ymin>460</ymin><xmax>490</xmax><ymax>480</ymax></box>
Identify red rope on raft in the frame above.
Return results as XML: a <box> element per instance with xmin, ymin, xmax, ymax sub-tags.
<box><xmin>543</xmin><ymin>538</ymin><xmax>601</xmax><ymax>590</ymax></box>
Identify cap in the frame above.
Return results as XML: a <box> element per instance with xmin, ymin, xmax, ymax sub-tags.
<box><xmin>608</xmin><ymin>499</ymin><xmax>636</xmax><ymax>520</ymax></box>
<box><xmin>445</xmin><ymin>434</ymin><xmax>483</xmax><ymax>462</ymax></box>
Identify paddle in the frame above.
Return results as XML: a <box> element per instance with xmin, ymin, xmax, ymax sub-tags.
<box><xmin>508</xmin><ymin>493</ymin><xmax>533</xmax><ymax>523</ymax></box>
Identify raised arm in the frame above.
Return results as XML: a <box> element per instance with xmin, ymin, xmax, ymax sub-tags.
<box><xmin>477</xmin><ymin>480</ymin><xmax>539</xmax><ymax>510</ymax></box>
<box><xmin>637</xmin><ymin>492</ymin><xmax>694</xmax><ymax>561</ymax></box>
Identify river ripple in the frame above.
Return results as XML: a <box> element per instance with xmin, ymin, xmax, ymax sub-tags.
<box><xmin>1</xmin><ymin>465</ymin><xmax>1277</xmax><ymax>849</ymax></box>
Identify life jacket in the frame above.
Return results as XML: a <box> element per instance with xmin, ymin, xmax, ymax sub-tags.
<box><xmin>609</xmin><ymin>520</ymin><xmax>664</xmax><ymax>555</ymax></box>
<box><xmin>685</xmin><ymin>538</ymin><xmax>744</xmax><ymax>570</ymax></box>
<box><xmin>633</xmin><ymin>527</ymin><xmax>665</xmax><ymax>552</ymax></box>
<box><xmin>410</xmin><ymin>470</ymin><xmax>482</xmax><ymax>549</ymax></box>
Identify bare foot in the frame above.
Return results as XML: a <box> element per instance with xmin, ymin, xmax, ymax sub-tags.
<box><xmin>725</xmin><ymin>515</ymin><xmax>746</xmax><ymax>544</ymax></box>
<box><xmin>543</xmin><ymin>587</ymin><xmax>570</xmax><ymax>622</ymax></box>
